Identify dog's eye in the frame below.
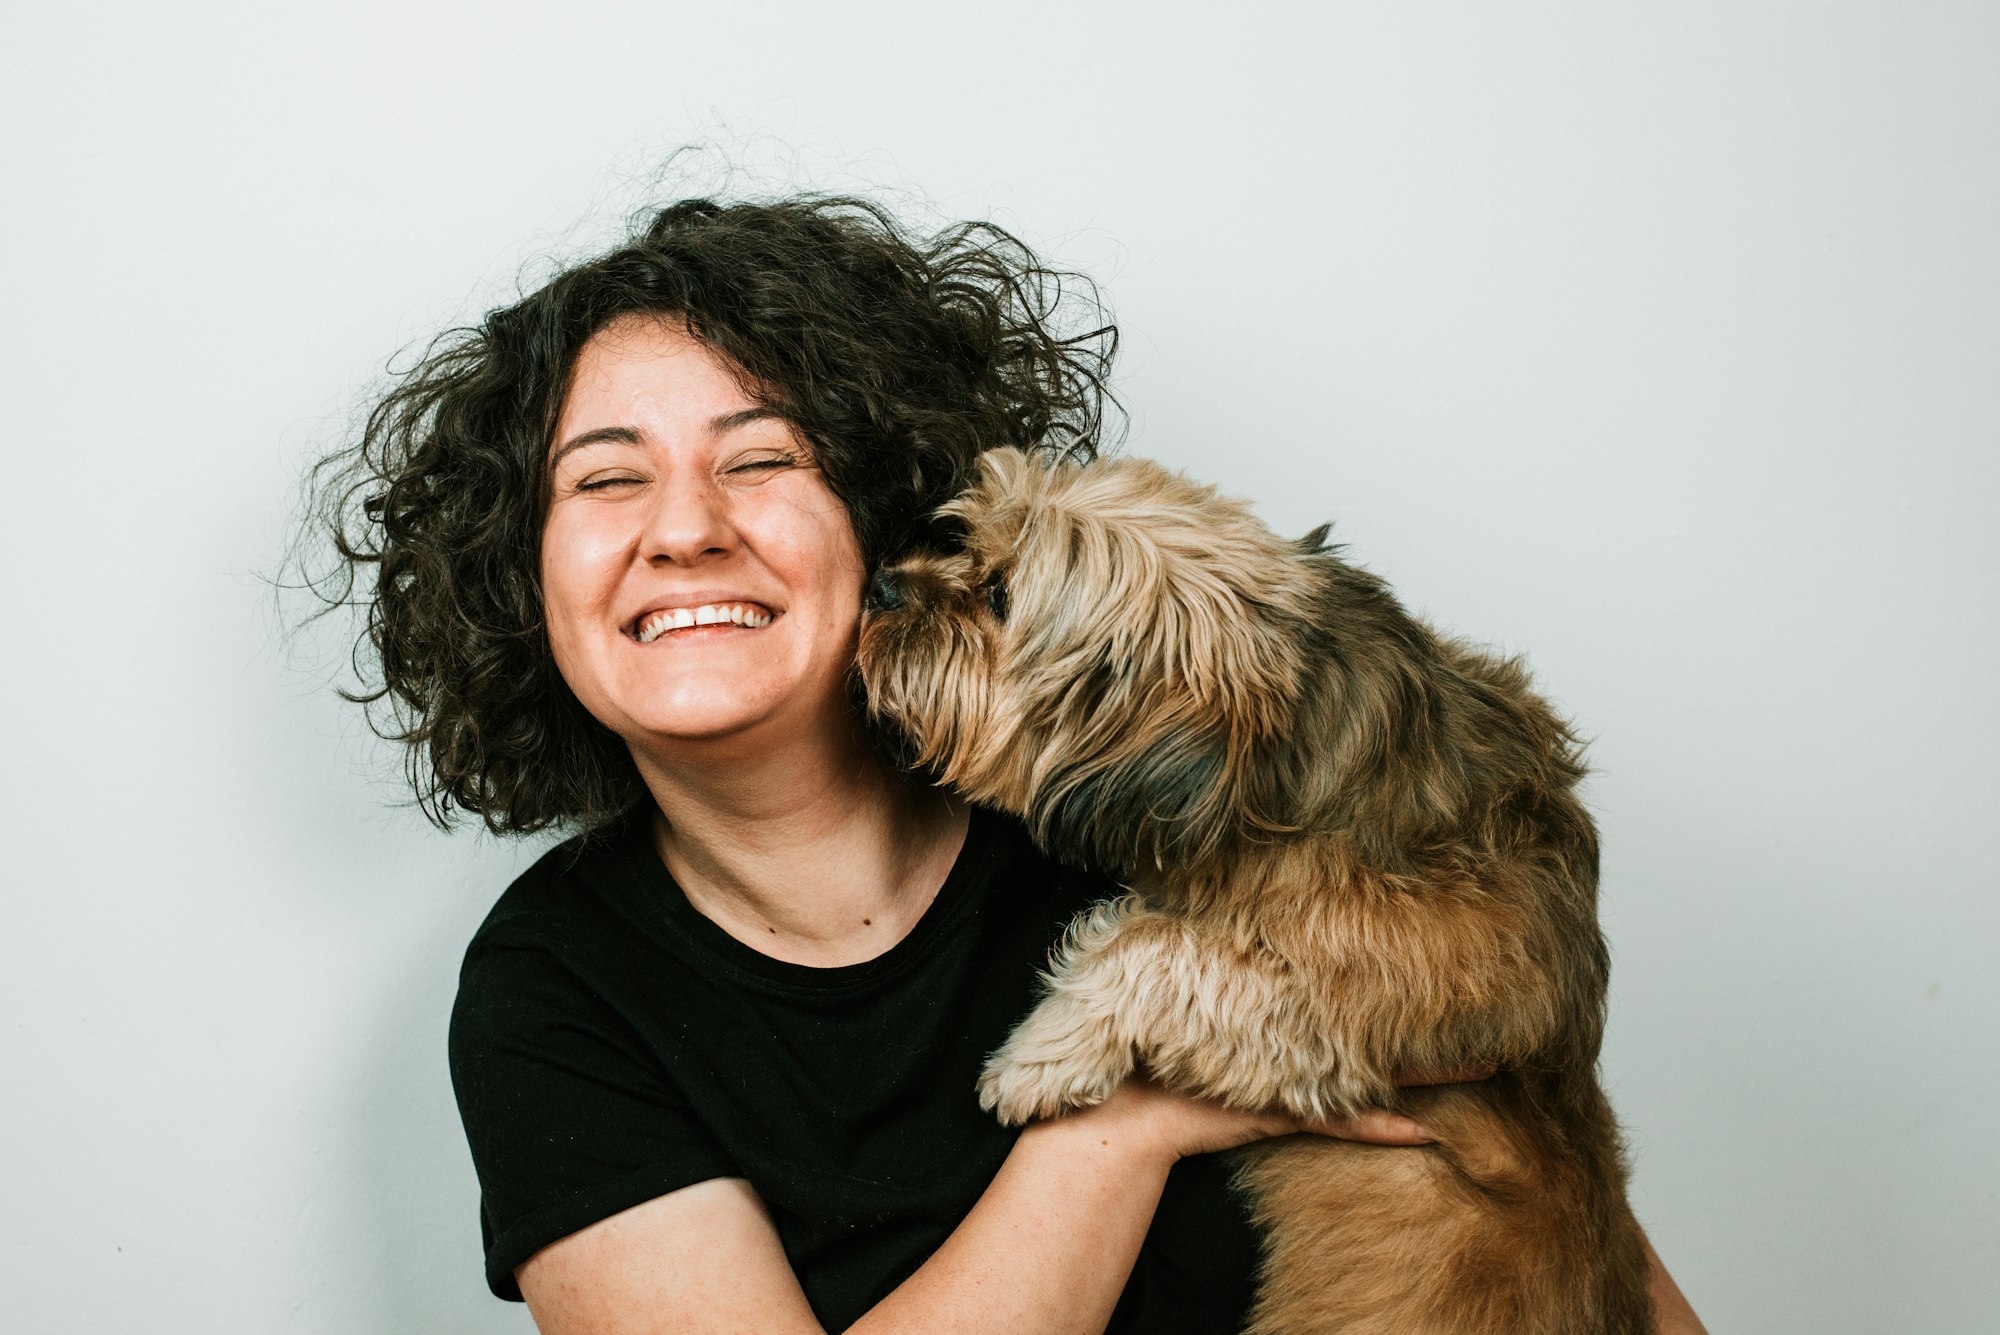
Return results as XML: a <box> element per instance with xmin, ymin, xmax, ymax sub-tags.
<box><xmin>982</xmin><ymin>573</ymin><xmax>1009</xmax><ymax>623</ymax></box>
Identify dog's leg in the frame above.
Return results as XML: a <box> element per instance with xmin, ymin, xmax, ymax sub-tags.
<box><xmin>979</xmin><ymin>895</ymin><xmax>1334</xmax><ymax>1124</ymax></box>
<box><xmin>978</xmin><ymin>895</ymin><xmax>1149</xmax><ymax>1122</ymax></box>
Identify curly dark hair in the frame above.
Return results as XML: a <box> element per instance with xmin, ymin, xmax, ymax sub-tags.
<box><xmin>305</xmin><ymin>194</ymin><xmax>1118</xmax><ymax>836</ymax></box>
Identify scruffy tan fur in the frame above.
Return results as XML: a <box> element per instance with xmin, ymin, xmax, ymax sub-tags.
<box><xmin>856</xmin><ymin>449</ymin><xmax>1654</xmax><ymax>1334</ymax></box>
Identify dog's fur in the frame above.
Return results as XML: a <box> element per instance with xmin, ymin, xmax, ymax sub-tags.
<box><xmin>856</xmin><ymin>448</ymin><xmax>1654</xmax><ymax>1334</ymax></box>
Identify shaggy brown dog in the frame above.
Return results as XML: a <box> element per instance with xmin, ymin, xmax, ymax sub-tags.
<box><xmin>856</xmin><ymin>448</ymin><xmax>1654</xmax><ymax>1333</ymax></box>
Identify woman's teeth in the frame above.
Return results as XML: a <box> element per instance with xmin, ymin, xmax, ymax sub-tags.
<box><xmin>634</xmin><ymin>603</ymin><xmax>774</xmax><ymax>643</ymax></box>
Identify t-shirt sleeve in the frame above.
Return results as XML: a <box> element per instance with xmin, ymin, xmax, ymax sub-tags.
<box><xmin>449</xmin><ymin>929</ymin><xmax>741</xmax><ymax>1300</ymax></box>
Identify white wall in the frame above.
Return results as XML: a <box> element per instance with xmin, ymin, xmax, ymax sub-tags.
<box><xmin>4</xmin><ymin>3</ymin><xmax>1994</xmax><ymax>1331</ymax></box>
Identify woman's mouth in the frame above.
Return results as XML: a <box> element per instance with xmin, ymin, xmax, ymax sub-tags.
<box><xmin>630</xmin><ymin>602</ymin><xmax>776</xmax><ymax>643</ymax></box>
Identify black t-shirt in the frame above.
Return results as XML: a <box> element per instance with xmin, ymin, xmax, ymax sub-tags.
<box><xmin>449</xmin><ymin>803</ymin><xmax>1262</xmax><ymax>1332</ymax></box>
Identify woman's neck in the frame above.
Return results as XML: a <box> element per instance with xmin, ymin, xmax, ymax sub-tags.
<box><xmin>628</xmin><ymin>709</ymin><xmax>969</xmax><ymax>968</ymax></box>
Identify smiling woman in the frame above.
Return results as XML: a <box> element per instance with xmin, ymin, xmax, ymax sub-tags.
<box><xmin>538</xmin><ymin>318</ymin><xmax>865</xmax><ymax>753</ymax></box>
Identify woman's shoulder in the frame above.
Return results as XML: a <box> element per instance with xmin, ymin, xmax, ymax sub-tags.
<box><xmin>464</xmin><ymin>808</ymin><xmax>652</xmax><ymax>949</ymax></box>
<box><xmin>450</xmin><ymin>809</ymin><xmax>672</xmax><ymax>1058</ymax></box>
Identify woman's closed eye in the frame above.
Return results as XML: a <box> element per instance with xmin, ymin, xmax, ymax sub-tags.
<box><xmin>573</xmin><ymin>473</ymin><xmax>645</xmax><ymax>493</ymax></box>
<box><xmin>724</xmin><ymin>451</ymin><xmax>804</xmax><ymax>478</ymax></box>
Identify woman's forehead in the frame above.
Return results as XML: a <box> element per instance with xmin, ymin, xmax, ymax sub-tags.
<box><xmin>553</xmin><ymin>320</ymin><xmax>760</xmax><ymax>446</ymax></box>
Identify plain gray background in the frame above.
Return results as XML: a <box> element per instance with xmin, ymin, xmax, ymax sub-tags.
<box><xmin>4</xmin><ymin>3</ymin><xmax>1995</xmax><ymax>1331</ymax></box>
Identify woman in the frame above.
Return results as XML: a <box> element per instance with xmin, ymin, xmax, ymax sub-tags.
<box><xmin>318</xmin><ymin>194</ymin><xmax>1703</xmax><ymax>1333</ymax></box>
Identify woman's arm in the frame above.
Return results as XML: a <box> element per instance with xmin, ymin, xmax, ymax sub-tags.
<box><xmin>516</xmin><ymin>1080</ymin><xmax>1426</xmax><ymax>1335</ymax></box>
<box><xmin>517</xmin><ymin>1079</ymin><xmax>1708</xmax><ymax>1335</ymax></box>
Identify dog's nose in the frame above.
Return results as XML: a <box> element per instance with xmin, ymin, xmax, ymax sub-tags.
<box><xmin>865</xmin><ymin>567</ymin><xmax>908</xmax><ymax>614</ymax></box>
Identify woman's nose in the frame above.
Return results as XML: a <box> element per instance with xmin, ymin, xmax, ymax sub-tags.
<box><xmin>639</xmin><ymin>476</ymin><xmax>737</xmax><ymax>565</ymax></box>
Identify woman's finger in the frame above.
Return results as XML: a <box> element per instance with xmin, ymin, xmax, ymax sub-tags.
<box><xmin>1313</xmin><ymin>1109</ymin><xmax>1434</xmax><ymax>1146</ymax></box>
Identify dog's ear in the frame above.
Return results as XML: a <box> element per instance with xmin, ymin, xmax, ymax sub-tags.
<box><xmin>1296</xmin><ymin>522</ymin><xmax>1336</xmax><ymax>555</ymax></box>
<box><xmin>1013</xmin><ymin>623</ymin><xmax>1271</xmax><ymax>874</ymax></box>
<box><xmin>1031</xmin><ymin>715</ymin><xmax>1237</xmax><ymax>874</ymax></box>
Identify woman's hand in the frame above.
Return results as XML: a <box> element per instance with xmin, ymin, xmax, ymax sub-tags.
<box><xmin>1066</xmin><ymin>1063</ymin><xmax>1496</xmax><ymax>1165</ymax></box>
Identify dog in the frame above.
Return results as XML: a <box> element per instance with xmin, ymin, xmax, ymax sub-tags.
<box><xmin>855</xmin><ymin>448</ymin><xmax>1654</xmax><ymax>1333</ymax></box>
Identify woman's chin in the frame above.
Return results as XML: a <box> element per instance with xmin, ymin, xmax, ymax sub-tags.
<box><xmin>628</xmin><ymin>707</ymin><xmax>777</xmax><ymax>746</ymax></box>
<box><xmin>618</xmin><ymin>683</ymin><xmax>832</xmax><ymax>751</ymax></box>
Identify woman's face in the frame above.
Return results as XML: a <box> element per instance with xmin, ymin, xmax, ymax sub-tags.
<box><xmin>539</xmin><ymin>315</ymin><xmax>867</xmax><ymax>753</ymax></box>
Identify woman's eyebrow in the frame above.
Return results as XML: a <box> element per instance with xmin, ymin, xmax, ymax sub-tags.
<box><xmin>548</xmin><ymin>425</ymin><xmax>641</xmax><ymax>472</ymax></box>
<box><xmin>710</xmin><ymin>406</ymin><xmax>787</xmax><ymax>435</ymax></box>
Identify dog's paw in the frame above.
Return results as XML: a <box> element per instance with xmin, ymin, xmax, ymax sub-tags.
<box><xmin>977</xmin><ymin>1053</ymin><xmax>1121</xmax><ymax>1126</ymax></box>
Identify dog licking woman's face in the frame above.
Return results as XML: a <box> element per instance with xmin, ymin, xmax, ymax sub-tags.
<box><xmin>855</xmin><ymin>447</ymin><xmax>1321</xmax><ymax>872</ymax></box>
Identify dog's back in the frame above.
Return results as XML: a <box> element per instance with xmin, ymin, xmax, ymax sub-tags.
<box><xmin>1182</xmin><ymin>553</ymin><xmax>1654</xmax><ymax>1333</ymax></box>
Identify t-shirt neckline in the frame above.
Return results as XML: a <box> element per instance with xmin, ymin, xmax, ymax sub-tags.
<box><xmin>612</xmin><ymin>802</ymin><xmax>1003</xmax><ymax>997</ymax></box>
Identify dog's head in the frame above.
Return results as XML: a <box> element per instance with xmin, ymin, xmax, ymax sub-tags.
<box><xmin>856</xmin><ymin>448</ymin><xmax>1323</xmax><ymax>873</ymax></box>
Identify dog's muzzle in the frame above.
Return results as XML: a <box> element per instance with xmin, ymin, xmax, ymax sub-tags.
<box><xmin>864</xmin><ymin>567</ymin><xmax>908</xmax><ymax>614</ymax></box>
